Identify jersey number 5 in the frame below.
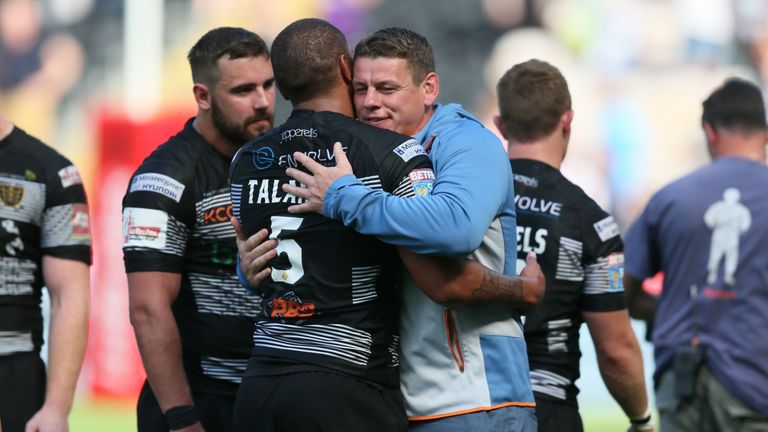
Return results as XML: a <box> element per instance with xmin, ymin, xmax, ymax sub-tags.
<box><xmin>270</xmin><ymin>216</ymin><xmax>304</xmax><ymax>284</ymax></box>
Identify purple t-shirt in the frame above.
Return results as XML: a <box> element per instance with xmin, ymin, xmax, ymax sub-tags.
<box><xmin>625</xmin><ymin>157</ymin><xmax>768</xmax><ymax>416</ymax></box>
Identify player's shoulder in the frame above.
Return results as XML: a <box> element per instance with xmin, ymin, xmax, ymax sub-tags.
<box><xmin>430</xmin><ymin>103</ymin><xmax>500</xmax><ymax>148</ymax></box>
<box><xmin>323</xmin><ymin>113</ymin><xmax>421</xmax><ymax>160</ymax></box>
<box><xmin>133</xmin><ymin>127</ymin><xmax>207</xmax><ymax>180</ymax></box>
<box><xmin>10</xmin><ymin>127</ymin><xmax>75</xmax><ymax>172</ymax></box>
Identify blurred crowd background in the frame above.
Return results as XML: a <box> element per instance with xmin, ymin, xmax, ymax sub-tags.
<box><xmin>2</xmin><ymin>0</ymin><xmax>767</xmax><ymax>428</ymax></box>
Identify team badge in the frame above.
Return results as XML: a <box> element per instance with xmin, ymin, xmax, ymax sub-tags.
<box><xmin>0</xmin><ymin>182</ymin><xmax>24</xmax><ymax>207</ymax></box>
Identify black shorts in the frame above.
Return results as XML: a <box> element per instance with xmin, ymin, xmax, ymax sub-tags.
<box><xmin>534</xmin><ymin>397</ymin><xmax>583</xmax><ymax>432</ymax></box>
<box><xmin>136</xmin><ymin>380</ymin><xmax>236</xmax><ymax>432</ymax></box>
<box><xmin>0</xmin><ymin>353</ymin><xmax>46</xmax><ymax>432</ymax></box>
<box><xmin>232</xmin><ymin>371</ymin><xmax>407</xmax><ymax>432</ymax></box>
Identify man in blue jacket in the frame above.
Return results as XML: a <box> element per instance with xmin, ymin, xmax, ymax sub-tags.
<box><xmin>281</xmin><ymin>27</ymin><xmax>536</xmax><ymax>431</ymax></box>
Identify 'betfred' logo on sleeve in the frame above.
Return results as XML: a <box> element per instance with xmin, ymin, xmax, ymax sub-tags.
<box><xmin>122</xmin><ymin>207</ymin><xmax>168</xmax><ymax>249</ymax></box>
<box><xmin>408</xmin><ymin>168</ymin><xmax>435</xmax><ymax>197</ymax></box>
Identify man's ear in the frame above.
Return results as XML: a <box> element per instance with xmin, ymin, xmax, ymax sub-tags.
<box><xmin>339</xmin><ymin>54</ymin><xmax>353</xmax><ymax>84</ymax></box>
<box><xmin>703</xmin><ymin>122</ymin><xmax>718</xmax><ymax>143</ymax></box>
<box><xmin>193</xmin><ymin>83</ymin><xmax>211</xmax><ymax>110</ymax></box>
<box><xmin>422</xmin><ymin>72</ymin><xmax>439</xmax><ymax>105</ymax></box>
<box><xmin>493</xmin><ymin>115</ymin><xmax>508</xmax><ymax>140</ymax></box>
<box><xmin>561</xmin><ymin>110</ymin><xmax>574</xmax><ymax>138</ymax></box>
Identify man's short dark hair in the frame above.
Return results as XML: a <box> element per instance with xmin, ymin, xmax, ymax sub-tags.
<box><xmin>271</xmin><ymin>18</ymin><xmax>350</xmax><ymax>103</ymax></box>
<box><xmin>187</xmin><ymin>27</ymin><xmax>269</xmax><ymax>86</ymax></box>
<box><xmin>354</xmin><ymin>27</ymin><xmax>435</xmax><ymax>85</ymax></box>
<box><xmin>702</xmin><ymin>78</ymin><xmax>767</xmax><ymax>133</ymax></box>
<box><xmin>496</xmin><ymin>59</ymin><xmax>571</xmax><ymax>143</ymax></box>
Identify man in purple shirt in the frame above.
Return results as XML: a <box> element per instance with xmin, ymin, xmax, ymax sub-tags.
<box><xmin>624</xmin><ymin>78</ymin><xmax>768</xmax><ymax>431</ymax></box>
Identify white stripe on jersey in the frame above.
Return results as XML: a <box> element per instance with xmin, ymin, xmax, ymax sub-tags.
<box><xmin>359</xmin><ymin>175</ymin><xmax>382</xmax><ymax>190</ymax></box>
<box><xmin>200</xmin><ymin>356</ymin><xmax>247</xmax><ymax>383</ymax></box>
<box><xmin>530</xmin><ymin>368</ymin><xmax>571</xmax><ymax>400</ymax></box>
<box><xmin>0</xmin><ymin>257</ymin><xmax>35</xmax><ymax>296</ymax></box>
<box><xmin>546</xmin><ymin>318</ymin><xmax>570</xmax><ymax>353</ymax></box>
<box><xmin>583</xmin><ymin>256</ymin><xmax>612</xmax><ymax>294</ymax></box>
<box><xmin>41</xmin><ymin>204</ymin><xmax>90</xmax><ymax>247</ymax></box>
<box><xmin>393</xmin><ymin>176</ymin><xmax>416</xmax><ymax>198</ymax></box>
<box><xmin>555</xmin><ymin>236</ymin><xmax>584</xmax><ymax>281</ymax></box>
<box><xmin>0</xmin><ymin>331</ymin><xmax>34</xmax><ymax>355</ymax></box>
<box><xmin>190</xmin><ymin>272</ymin><xmax>262</xmax><ymax>317</ymax></box>
<box><xmin>231</xmin><ymin>183</ymin><xmax>243</xmax><ymax>219</ymax></box>
<box><xmin>351</xmin><ymin>265</ymin><xmax>380</xmax><ymax>304</ymax></box>
<box><xmin>253</xmin><ymin>321</ymin><xmax>373</xmax><ymax>366</ymax></box>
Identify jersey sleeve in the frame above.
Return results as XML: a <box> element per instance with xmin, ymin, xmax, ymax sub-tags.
<box><xmin>376</xmin><ymin>137</ymin><xmax>435</xmax><ymax>199</ymax></box>
<box><xmin>122</xmin><ymin>159</ymin><xmax>191</xmax><ymax>273</ymax></box>
<box><xmin>579</xmin><ymin>203</ymin><xmax>626</xmax><ymax>312</ymax></box>
<box><xmin>40</xmin><ymin>158</ymin><xmax>91</xmax><ymax>264</ymax></box>
<box><xmin>624</xmin><ymin>194</ymin><xmax>662</xmax><ymax>281</ymax></box>
<box><xmin>324</xmin><ymin>128</ymin><xmax>509</xmax><ymax>256</ymax></box>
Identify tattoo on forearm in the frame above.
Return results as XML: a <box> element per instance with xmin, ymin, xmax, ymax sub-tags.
<box><xmin>473</xmin><ymin>268</ymin><xmax>524</xmax><ymax>303</ymax></box>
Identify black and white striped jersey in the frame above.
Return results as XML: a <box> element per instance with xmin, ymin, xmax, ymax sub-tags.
<box><xmin>230</xmin><ymin>110</ymin><xmax>433</xmax><ymax>389</ymax></box>
<box><xmin>510</xmin><ymin>159</ymin><xmax>625</xmax><ymax>406</ymax></box>
<box><xmin>0</xmin><ymin>126</ymin><xmax>91</xmax><ymax>356</ymax></box>
<box><xmin>122</xmin><ymin>119</ymin><xmax>260</xmax><ymax>395</ymax></box>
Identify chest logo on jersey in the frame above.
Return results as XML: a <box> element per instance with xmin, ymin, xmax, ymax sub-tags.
<box><xmin>202</xmin><ymin>204</ymin><xmax>234</xmax><ymax>224</ymax></box>
<box><xmin>268</xmin><ymin>291</ymin><xmax>316</xmax><ymax>319</ymax></box>
<box><xmin>252</xmin><ymin>147</ymin><xmax>275</xmax><ymax>170</ymax></box>
<box><xmin>514</xmin><ymin>195</ymin><xmax>562</xmax><ymax>218</ymax></box>
<box><xmin>0</xmin><ymin>182</ymin><xmax>24</xmax><ymax>208</ymax></box>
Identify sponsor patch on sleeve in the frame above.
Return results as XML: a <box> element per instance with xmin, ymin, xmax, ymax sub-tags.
<box><xmin>70</xmin><ymin>203</ymin><xmax>91</xmax><ymax>242</ymax></box>
<box><xmin>392</xmin><ymin>139</ymin><xmax>426</xmax><ymax>162</ymax></box>
<box><xmin>129</xmin><ymin>173</ymin><xmax>186</xmax><ymax>202</ymax></box>
<box><xmin>408</xmin><ymin>168</ymin><xmax>435</xmax><ymax>197</ymax></box>
<box><xmin>58</xmin><ymin>165</ymin><xmax>83</xmax><ymax>188</ymax></box>
<box><xmin>122</xmin><ymin>207</ymin><xmax>168</xmax><ymax>249</ymax></box>
<box><xmin>593</xmin><ymin>215</ymin><xmax>620</xmax><ymax>242</ymax></box>
<box><xmin>607</xmin><ymin>252</ymin><xmax>624</xmax><ymax>292</ymax></box>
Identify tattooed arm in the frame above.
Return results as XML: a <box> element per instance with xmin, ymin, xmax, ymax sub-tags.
<box><xmin>399</xmin><ymin>249</ymin><xmax>545</xmax><ymax>311</ymax></box>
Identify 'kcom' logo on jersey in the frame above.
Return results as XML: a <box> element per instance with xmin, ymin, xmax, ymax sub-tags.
<box><xmin>202</xmin><ymin>204</ymin><xmax>234</xmax><ymax>224</ymax></box>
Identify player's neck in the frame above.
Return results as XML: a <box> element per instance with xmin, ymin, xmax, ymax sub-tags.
<box><xmin>293</xmin><ymin>87</ymin><xmax>354</xmax><ymax>117</ymax></box>
<box><xmin>508</xmin><ymin>134</ymin><xmax>565</xmax><ymax>170</ymax></box>
<box><xmin>0</xmin><ymin>113</ymin><xmax>13</xmax><ymax>140</ymax></box>
<box><xmin>193</xmin><ymin>116</ymin><xmax>238</xmax><ymax>158</ymax></box>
